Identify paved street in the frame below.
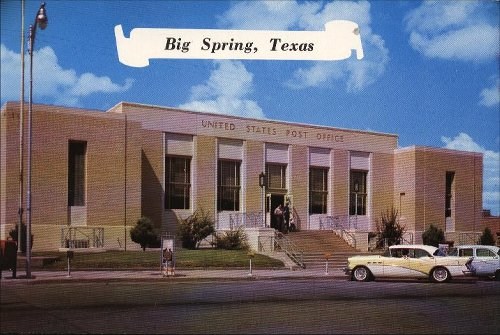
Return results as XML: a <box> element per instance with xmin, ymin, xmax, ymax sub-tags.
<box><xmin>1</xmin><ymin>270</ymin><xmax>499</xmax><ymax>334</ymax></box>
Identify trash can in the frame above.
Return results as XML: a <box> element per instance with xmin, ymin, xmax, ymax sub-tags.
<box><xmin>0</xmin><ymin>240</ymin><xmax>18</xmax><ymax>279</ymax></box>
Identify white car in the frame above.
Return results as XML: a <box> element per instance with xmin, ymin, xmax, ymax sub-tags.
<box><xmin>345</xmin><ymin>244</ymin><xmax>471</xmax><ymax>283</ymax></box>
<box><xmin>449</xmin><ymin>245</ymin><xmax>500</xmax><ymax>281</ymax></box>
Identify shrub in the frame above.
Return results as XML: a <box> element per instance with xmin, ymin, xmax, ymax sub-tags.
<box><xmin>130</xmin><ymin>217</ymin><xmax>160</xmax><ymax>251</ymax></box>
<box><xmin>178</xmin><ymin>209</ymin><xmax>215</xmax><ymax>249</ymax></box>
<box><xmin>9</xmin><ymin>222</ymin><xmax>33</xmax><ymax>253</ymax></box>
<box><xmin>376</xmin><ymin>207</ymin><xmax>405</xmax><ymax>247</ymax></box>
<box><xmin>479</xmin><ymin>227</ymin><xmax>495</xmax><ymax>245</ymax></box>
<box><xmin>216</xmin><ymin>227</ymin><xmax>248</xmax><ymax>250</ymax></box>
<box><xmin>422</xmin><ymin>224</ymin><xmax>445</xmax><ymax>247</ymax></box>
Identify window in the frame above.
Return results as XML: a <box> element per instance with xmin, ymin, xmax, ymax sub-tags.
<box><xmin>445</xmin><ymin>171</ymin><xmax>455</xmax><ymax>218</ymax></box>
<box><xmin>266</xmin><ymin>164</ymin><xmax>287</xmax><ymax>191</ymax></box>
<box><xmin>476</xmin><ymin>249</ymin><xmax>495</xmax><ymax>257</ymax></box>
<box><xmin>391</xmin><ymin>248</ymin><xmax>406</xmax><ymax>258</ymax></box>
<box><xmin>165</xmin><ymin>156</ymin><xmax>191</xmax><ymax>209</ymax></box>
<box><xmin>350</xmin><ymin>170</ymin><xmax>367</xmax><ymax>215</ymax></box>
<box><xmin>414</xmin><ymin>249</ymin><xmax>431</xmax><ymax>258</ymax></box>
<box><xmin>309</xmin><ymin>167</ymin><xmax>328</xmax><ymax>214</ymax></box>
<box><xmin>218</xmin><ymin>160</ymin><xmax>241</xmax><ymax>211</ymax></box>
<box><xmin>68</xmin><ymin>141</ymin><xmax>87</xmax><ymax>206</ymax></box>
<box><xmin>459</xmin><ymin>248</ymin><xmax>473</xmax><ymax>257</ymax></box>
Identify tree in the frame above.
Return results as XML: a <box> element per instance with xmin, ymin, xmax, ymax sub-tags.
<box><xmin>479</xmin><ymin>227</ymin><xmax>495</xmax><ymax>246</ymax></box>
<box><xmin>179</xmin><ymin>209</ymin><xmax>215</xmax><ymax>249</ymax></box>
<box><xmin>130</xmin><ymin>217</ymin><xmax>159</xmax><ymax>251</ymax></box>
<box><xmin>376</xmin><ymin>207</ymin><xmax>405</xmax><ymax>247</ymax></box>
<box><xmin>422</xmin><ymin>224</ymin><xmax>445</xmax><ymax>247</ymax></box>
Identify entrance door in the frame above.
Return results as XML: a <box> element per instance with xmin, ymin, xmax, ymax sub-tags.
<box><xmin>267</xmin><ymin>193</ymin><xmax>285</xmax><ymax>229</ymax></box>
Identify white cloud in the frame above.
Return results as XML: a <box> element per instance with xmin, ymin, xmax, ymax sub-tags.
<box><xmin>179</xmin><ymin>60</ymin><xmax>264</xmax><ymax>118</ymax></box>
<box><xmin>405</xmin><ymin>2</ymin><xmax>499</xmax><ymax>61</ymax></box>
<box><xmin>441</xmin><ymin>133</ymin><xmax>500</xmax><ymax>215</ymax></box>
<box><xmin>479</xmin><ymin>79</ymin><xmax>500</xmax><ymax>107</ymax></box>
<box><xmin>70</xmin><ymin>73</ymin><xmax>133</xmax><ymax>97</ymax></box>
<box><xmin>218</xmin><ymin>0</ymin><xmax>314</xmax><ymax>30</ymax></box>
<box><xmin>286</xmin><ymin>32</ymin><xmax>388</xmax><ymax>92</ymax></box>
<box><xmin>218</xmin><ymin>0</ymin><xmax>388</xmax><ymax>91</ymax></box>
<box><xmin>1</xmin><ymin>45</ymin><xmax>25</xmax><ymax>103</ymax></box>
<box><xmin>0</xmin><ymin>44</ymin><xmax>133</xmax><ymax>107</ymax></box>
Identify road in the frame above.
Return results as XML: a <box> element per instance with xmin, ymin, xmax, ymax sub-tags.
<box><xmin>1</xmin><ymin>278</ymin><xmax>499</xmax><ymax>334</ymax></box>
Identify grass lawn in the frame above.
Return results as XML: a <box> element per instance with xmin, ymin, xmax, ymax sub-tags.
<box><xmin>31</xmin><ymin>249</ymin><xmax>285</xmax><ymax>270</ymax></box>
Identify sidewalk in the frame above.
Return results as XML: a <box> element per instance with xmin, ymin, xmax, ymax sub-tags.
<box><xmin>1</xmin><ymin>267</ymin><xmax>347</xmax><ymax>284</ymax></box>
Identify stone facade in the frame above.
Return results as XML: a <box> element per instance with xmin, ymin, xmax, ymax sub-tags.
<box><xmin>0</xmin><ymin>101</ymin><xmax>492</xmax><ymax>251</ymax></box>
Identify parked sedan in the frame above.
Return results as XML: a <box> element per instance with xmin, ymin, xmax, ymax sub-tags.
<box><xmin>450</xmin><ymin>245</ymin><xmax>500</xmax><ymax>281</ymax></box>
<box><xmin>345</xmin><ymin>244</ymin><xmax>470</xmax><ymax>283</ymax></box>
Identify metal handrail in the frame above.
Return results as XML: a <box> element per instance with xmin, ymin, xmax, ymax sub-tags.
<box><xmin>400</xmin><ymin>232</ymin><xmax>414</xmax><ymax>245</ymax></box>
<box><xmin>338</xmin><ymin>230</ymin><xmax>357</xmax><ymax>249</ymax></box>
<box><xmin>229</xmin><ymin>212</ymin><xmax>264</xmax><ymax>229</ymax></box>
<box><xmin>458</xmin><ymin>232</ymin><xmax>481</xmax><ymax>245</ymax></box>
<box><xmin>61</xmin><ymin>227</ymin><xmax>104</xmax><ymax>248</ymax></box>
<box><xmin>374</xmin><ymin>233</ymin><xmax>414</xmax><ymax>250</ymax></box>
<box><xmin>319</xmin><ymin>215</ymin><xmax>357</xmax><ymax>249</ymax></box>
<box><xmin>257</xmin><ymin>235</ymin><xmax>273</xmax><ymax>253</ymax></box>
<box><xmin>274</xmin><ymin>231</ymin><xmax>305</xmax><ymax>268</ymax></box>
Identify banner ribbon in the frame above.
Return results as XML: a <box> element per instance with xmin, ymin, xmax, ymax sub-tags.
<box><xmin>115</xmin><ymin>20</ymin><xmax>364</xmax><ymax>67</ymax></box>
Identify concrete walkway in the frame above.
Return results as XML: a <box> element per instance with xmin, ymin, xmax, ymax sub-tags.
<box><xmin>1</xmin><ymin>267</ymin><xmax>348</xmax><ymax>284</ymax></box>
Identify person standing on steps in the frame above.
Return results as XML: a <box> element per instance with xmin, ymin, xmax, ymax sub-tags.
<box><xmin>274</xmin><ymin>204</ymin><xmax>284</xmax><ymax>233</ymax></box>
<box><xmin>283</xmin><ymin>203</ymin><xmax>290</xmax><ymax>233</ymax></box>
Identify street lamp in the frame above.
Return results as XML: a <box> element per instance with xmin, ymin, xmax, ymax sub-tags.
<box><xmin>26</xmin><ymin>2</ymin><xmax>48</xmax><ymax>278</ymax></box>
<box><xmin>259</xmin><ymin>172</ymin><xmax>266</xmax><ymax>227</ymax></box>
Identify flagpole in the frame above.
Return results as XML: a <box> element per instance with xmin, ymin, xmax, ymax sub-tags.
<box><xmin>18</xmin><ymin>0</ymin><xmax>25</xmax><ymax>255</ymax></box>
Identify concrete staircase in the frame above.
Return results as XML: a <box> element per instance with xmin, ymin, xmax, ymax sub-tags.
<box><xmin>281</xmin><ymin>230</ymin><xmax>365</xmax><ymax>270</ymax></box>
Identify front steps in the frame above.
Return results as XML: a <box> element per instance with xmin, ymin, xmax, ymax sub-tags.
<box><xmin>280</xmin><ymin>230</ymin><xmax>369</xmax><ymax>270</ymax></box>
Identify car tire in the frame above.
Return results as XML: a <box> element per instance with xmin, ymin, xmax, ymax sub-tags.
<box><xmin>352</xmin><ymin>266</ymin><xmax>372</xmax><ymax>282</ymax></box>
<box><xmin>431</xmin><ymin>267</ymin><xmax>450</xmax><ymax>283</ymax></box>
<box><xmin>495</xmin><ymin>270</ymin><xmax>500</xmax><ymax>281</ymax></box>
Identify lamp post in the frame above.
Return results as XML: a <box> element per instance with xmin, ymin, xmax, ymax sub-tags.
<box><xmin>26</xmin><ymin>2</ymin><xmax>48</xmax><ymax>278</ymax></box>
<box><xmin>18</xmin><ymin>0</ymin><xmax>26</xmax><ymax>255</ymax></box>
<box><xmin>259</xmin><ymin>172</ymin><xmax>266</xmax><ymax>227</ymax></box>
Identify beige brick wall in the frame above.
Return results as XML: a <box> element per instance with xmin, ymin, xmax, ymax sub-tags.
<box><xmin>332</xmin><ymin>150</ymin><xmax>349</xmax><ymax>217</ymax></box>
<box><xmin>140</xmin><ymin>129</ymin><xmax>164</xmax><ymax>230</ymax></box>
<box><xmin>1</xmin><ymin>104</ymin><xmax>19</xmax><ymax>239</ymax></box>
<box><xmin>371</xmin><ymin>152</ymin><xmax>395</xmax><ymax>227</ymax></box>
<box><xmin>2</xmin><ymin>102</ymin><xmax>489</xmax><ymax>251</ymax></box>
<box><xmin>418</xmin><ymin>148</ymin><xmax>482</xmax><ymax>232</ymax></box>
<box><xmin>396</xmin><ymin>147</ymin><xmax>483</xmax><ymax>235</ymax></box>
<box><xmin>290</xmin><ymin>145</ymin><xmax>308</xmax><ymax>230</ymax></box>
<box><xmin>1</xmin><ymin>103</ymin><xmax>142</xmax><ymax>250</ymax></box>
<box><xmin>195</xmin><ymin>135</ymin><xmax>216</xmax><ymax>214</ymax></box>
<box><xmin>245</xmin><ymin>140</ymin><xmax>264</xmax><ymax>215</ymax></box>
<box><xmin>394</xmin><ymin>149</ymin><xmax>417</xmax><ymax>231</ymax></box>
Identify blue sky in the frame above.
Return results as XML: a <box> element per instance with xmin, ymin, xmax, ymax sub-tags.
<box><xmin>1</xmin><ymin>0</ymin><xmax>499</xmax><ymax>215</ymax></box>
